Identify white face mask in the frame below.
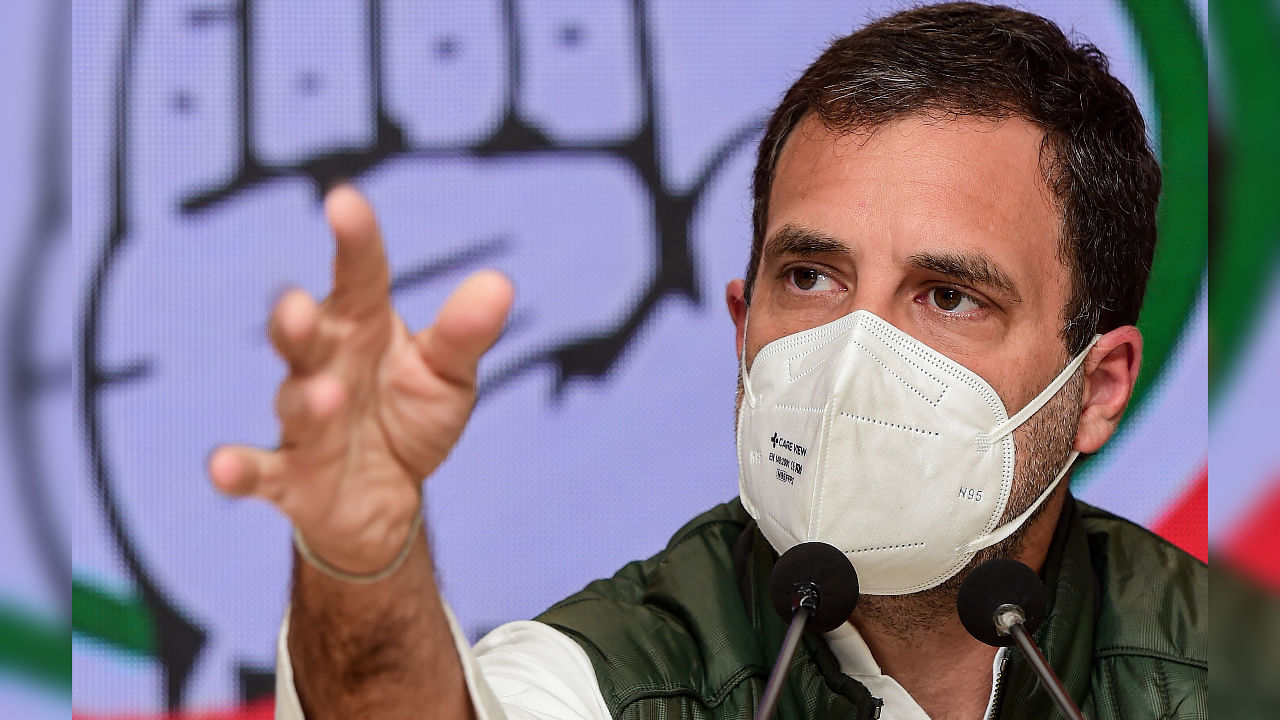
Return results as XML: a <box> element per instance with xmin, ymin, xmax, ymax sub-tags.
<box><xmin>736</xmin><ymin>309</ymin><xmax>1097</xmax><ymax>595</ymax></box>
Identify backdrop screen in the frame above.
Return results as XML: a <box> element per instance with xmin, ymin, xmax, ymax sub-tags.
<box><xmin>49</xmin><ymin>1</ymin><xmax>1212</xmax><ymax>715</ymax></box>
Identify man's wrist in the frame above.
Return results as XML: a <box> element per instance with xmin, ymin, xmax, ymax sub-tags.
<box><xmin>292</xmin><ymin>490</ymin><xmax>425</xmax><ymax>577</ymax></box>
<box><xmin>294</xmin><ymin>511</ymin><xmax>423</xmax><ymax>583</ymax></box>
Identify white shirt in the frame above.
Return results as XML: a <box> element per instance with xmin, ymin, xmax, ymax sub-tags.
<box><xmin>275</xmin><ymin>602</ymin><xmax>1007</xmax><ymax>719</ymax></box>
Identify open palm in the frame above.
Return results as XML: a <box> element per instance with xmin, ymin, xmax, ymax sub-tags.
<box><xmin>208</xmin><ymin>185</ymin><xmax>513</xmax><ymax>573</ymax></box>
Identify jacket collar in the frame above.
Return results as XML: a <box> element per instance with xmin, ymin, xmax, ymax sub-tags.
<box><xmin>996</xmin><ymin>494</ymin><xmax>1098</xmax><ymax>717</ymax></box>
<box><xmin>738</xmin><ymin>516</ymin><xmax>884</xmax><ymax>720</ymax></box>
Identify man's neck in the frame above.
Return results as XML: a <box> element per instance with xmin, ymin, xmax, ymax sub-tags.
<box><xmin>851</xmin><ymin>609</ymin><xmax>1000</xmax><ymax>720</ymax></box>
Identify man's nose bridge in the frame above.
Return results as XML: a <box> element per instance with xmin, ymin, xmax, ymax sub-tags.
<box><xmin>844</xmin><ymin>279</ymin><xmax>900</xmax><ymax>325</ymax></box>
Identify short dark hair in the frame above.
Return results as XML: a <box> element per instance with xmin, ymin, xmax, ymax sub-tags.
<box><xmin>747</xmin><ymin>2</ymin><xmax>1161</xmax><ymax>355</ymax></box>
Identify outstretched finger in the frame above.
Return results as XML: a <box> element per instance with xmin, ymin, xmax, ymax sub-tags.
<box><xmin>276</xmin><ymin>372</ymin><xmax>348</xmax><ymax>448</ymax></box>
<box><xmin>268</xmin><ymin>288</ymin><xmax>332</xmax><ymax>373</ymax></box>
<box><xmin>324</xmin><ymin>184</ymin><xmax>391</xmax><ymax>317</ymax></box>
<box><xmin>415</xmin><ymin>270</ymin><xmax>514</xmax><ymax>389</ymax></box>
<box><xmin>208</xmin><ymin>444</ymin><xmax>287</xmax><ymax>502</ymax></box>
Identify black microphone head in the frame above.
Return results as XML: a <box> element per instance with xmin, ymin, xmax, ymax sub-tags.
<box><xmin>769</xmin><ymin>542</ymin><xmax>860</xmax><ymax>634</ymax></box>
<box><xmin>957</xmin><ymin>558</ymin><xmax>1048</xmax><ymax>647</ymax></box>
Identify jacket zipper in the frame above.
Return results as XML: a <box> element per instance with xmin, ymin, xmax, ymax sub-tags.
<box><xmin>985</xmin><ymin>648</ymin><xmax>1009</xmax><ymax>720</ymax></box>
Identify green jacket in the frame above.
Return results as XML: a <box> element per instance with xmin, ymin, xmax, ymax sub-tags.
<box><xmin>537</xmin><ymin>496</ymin><xmax>1207</xmax><ymax>719</ymax></box>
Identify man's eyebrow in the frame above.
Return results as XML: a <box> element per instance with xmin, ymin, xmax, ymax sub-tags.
<box><xmin>907</xmin><ymin>251</ymin><xmax>1022</xmax><ymax>302</ymax></box>
<box><xmin>762</xmin><ymin>225</ymin><xmax>852</xmax><ymax>260</ymax></box>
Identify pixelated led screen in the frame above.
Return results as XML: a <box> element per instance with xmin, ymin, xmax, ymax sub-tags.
<box><xmin>50</xmin><ymin>1</ymin><xmax>1208</xmax><ymax>715</ymax></box>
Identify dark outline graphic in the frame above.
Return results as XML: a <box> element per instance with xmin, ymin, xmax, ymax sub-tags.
<box><xmin>6</xmin><ymin>0</ymin><xmax>69</xmax><ymax>621</ymax></box>
<box><xmin>81</xmin><ymin>0</ymin><xmax>208</xmax><ymax>709</ymax></box>
<box><xmin>178</xmin><ymin>0</ymin><xmax>760</xmax><ymax>397</ymax></box>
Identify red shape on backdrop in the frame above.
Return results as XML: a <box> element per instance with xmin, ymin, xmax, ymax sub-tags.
<box><xmin>72</xmin><ymin>698</ymin><xmax>274</xmax><ymax>720</ymax></box>
<box><xmin>1220</xmin><ymin>470</ymin><xmax>1280</xmax><ymax>593</ymax></box>
<box><xmin>1151</xmin><ymin>464</ymin><xmax>1208</xmax><ymax>562</ymax></box>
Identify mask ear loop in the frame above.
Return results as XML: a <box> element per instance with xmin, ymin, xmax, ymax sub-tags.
<box><xmin>739</xmin><ymin>309</ymin><xmax>757</xmax><ymax>407</ymax></box>
<box><xmin>960</xmin><ymin>449</ymin><xmax>1078</xmax><ymax>554</ymax></box>
<box><xmin>962</xmin><ymin>334</ymin><xmax>1102</xmax><ymax>555</ymax></box>
<box><xmin>985</xmin><ymin>334</ymin><xmax>1102</xmax><ymax>446</ymax></box>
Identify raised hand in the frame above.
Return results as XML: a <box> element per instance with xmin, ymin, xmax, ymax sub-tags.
<box><xmin>208</xmin><ymin>184</ymin><xmax>513</xmax><ymax>574</ymax></box>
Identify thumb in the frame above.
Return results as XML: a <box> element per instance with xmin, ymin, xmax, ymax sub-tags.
<box><xmin>415</xmin><ymin>270</ymin><xmax>514</xmax><ymax>388</ymax></box>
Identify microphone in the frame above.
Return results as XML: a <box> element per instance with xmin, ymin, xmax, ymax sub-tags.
<box><xmin>755</xmin><ymin>542</ymin><xmax>859</xmax><ymax>720</ymax></box>
<box><xmin>957</xmin><ymin>558</ymin><xmax>1083</xmax><ymax>720</ymax></box>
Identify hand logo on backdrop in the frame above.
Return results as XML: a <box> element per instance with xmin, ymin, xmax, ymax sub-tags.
<box><xmin>77</xmin><ymin>0</ymin><xmax>759</xmax><ymax>710</ymax></box>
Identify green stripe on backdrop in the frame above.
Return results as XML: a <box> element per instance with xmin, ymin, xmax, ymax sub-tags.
<box><xmin>71</xmin><ymin>577</ymin><xmax>154</xmax><ymax>656</ymax></box>
<box><xmin>1125</xmin><ymin>0</ymin><xmax>1209</xmax><ymax>410</ymax></box>
<box><xmin>0</xmin><ymin>604</ymin><xmax>69</xmax><ymax>689</ymax></box>
<box><xmin>1211</xmin><ymin>0</ymin><xmax>1280</xmax><ymax>395</ymax></box>
<box><xmin>1076</xmin><ymin>0</ymin><xmax>1209</xmax><ymax>489</ymax></box>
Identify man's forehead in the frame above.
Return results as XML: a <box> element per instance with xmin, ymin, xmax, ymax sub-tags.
<box><xmin>770</xmin><ymin>116</ymin><xmax>1061</xmax><ymax>248</ymax></box>
<box><xmin>762</xmin><ymin>113</ymin><xmax>1068</xmax><ymax>303</ymax></box>
<box><xmin>775</xmin><ymin>112</ymin><xmax>1052</xmax><ymax>192</ymax></box>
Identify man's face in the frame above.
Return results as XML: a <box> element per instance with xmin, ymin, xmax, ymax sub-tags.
<box><xmin>742</xmin><ymin>113</ymin><xmax>1074</xmax><ymax>418</ymax></box>
<box><xmin>735</xmin><ymin>112</ymin><xmax>1092</xmax><ymax>622</ymax></box>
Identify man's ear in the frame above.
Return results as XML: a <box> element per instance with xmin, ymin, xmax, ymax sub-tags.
<box><xmin>726</xmin><ymin>279</ymin><xmax>748</xmax><ymax>359</ymax></box>
<box><xmin>1075</xmin><ymin>325</ymin><xmax>1143</xmax><ymax>454</ymax></box>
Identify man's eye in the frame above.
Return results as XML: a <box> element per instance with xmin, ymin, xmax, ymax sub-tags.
<box><xmin>927</xmin><ymin>287</ymin><xmax>981</xmax><ymax>313</ymax></box>
<box><xmin>788</xmin><ymin>268</ymin><xmax>838</xmax><ymax>292</ymax></box>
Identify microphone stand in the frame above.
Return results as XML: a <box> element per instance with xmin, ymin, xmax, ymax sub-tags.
<box><xmin>994</xmin><ymin>604</ymin><xmax>1084</xmax><ymax>720</ymax></box>
<box><xmin>756</xmin><ymin>583</ymin><xmax>819</xmax><ymax>720</ymax></box>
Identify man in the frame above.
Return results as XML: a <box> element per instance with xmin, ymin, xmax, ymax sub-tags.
<box><xmin>209</xmin><ymin>4</ymin><xmax>1206</xmax><ymax>718</ymax></box>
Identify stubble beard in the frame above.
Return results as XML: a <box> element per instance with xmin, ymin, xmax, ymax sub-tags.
<box><xmin>851</xmin><ymin>369</ymin><xmax>1085</xmax><ymax>640</ymax></box>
